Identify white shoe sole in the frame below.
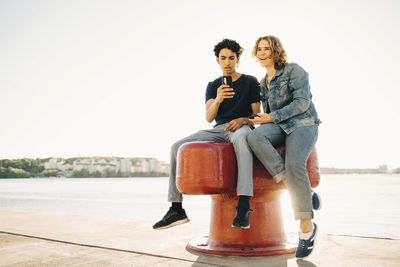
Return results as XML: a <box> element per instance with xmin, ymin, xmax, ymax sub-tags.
<box><xmin>154</xmin><ymin>218</ymin><xmax>190</xmax><ymax>230</ymax></box>
<box><xmin>231</xmin><ymin>224</ymin><xmax>250</xmax><ymax>229</ymax></box>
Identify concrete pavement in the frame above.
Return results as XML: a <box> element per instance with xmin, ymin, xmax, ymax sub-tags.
<box><xmin>1</xmin><ymin>208</ymin><xmax>399</xmax><ymax>266</ymax></box>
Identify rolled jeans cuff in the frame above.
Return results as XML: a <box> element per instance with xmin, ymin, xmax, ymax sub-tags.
<box><xmin>168</xmin><ymin>194</ymin><xmax>183</xmax><ymax>203</ymax></box>
<box><xmin>273</xmin><ymin>170</ymin><xmax>286</xmax><ymax>183</ymax></box>
<box><xmin>294</xmin><ymin>211</ymin><xmax>314</xmax><ymax>220</ymax></box>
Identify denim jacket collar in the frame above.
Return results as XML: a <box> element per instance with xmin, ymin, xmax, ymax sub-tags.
<box><xmin>274</xmin><ymin>67</ymin><xmax>284</xmax><ymax>78</ymax></box>
<box><xmin>261</xmin><ymin>66</ymin><xmax>284</xmax><ymax>86</ymax></box>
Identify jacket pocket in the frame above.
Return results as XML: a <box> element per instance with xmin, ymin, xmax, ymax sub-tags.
<box><xmin>278</xmin><ymin>78</ymin><xmax>290</xmax><ymax>97</ymax></box>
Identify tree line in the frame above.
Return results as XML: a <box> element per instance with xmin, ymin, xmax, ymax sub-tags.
<box><xmin>0</xmin><ymin>158</ymin><xmax>168</xmax><ymax>178</ymax></box>
<box><xmin>0</xmin><ymin>158</ymin><xmax>44</xmax><ymax>178</ymax></box>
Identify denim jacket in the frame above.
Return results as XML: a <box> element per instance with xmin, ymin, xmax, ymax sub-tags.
<box><xmin>260</xmin><ymin>63</ymin><xmax>321</xmax><ymax>134</ymax></box>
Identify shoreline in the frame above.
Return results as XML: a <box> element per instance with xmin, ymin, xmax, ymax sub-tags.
<box><xmin>2</xmin><ymin>173</ymin><xmax>400</xmax><ymax>180</ymax></box>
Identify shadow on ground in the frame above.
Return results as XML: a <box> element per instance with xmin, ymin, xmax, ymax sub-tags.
<box><xmin>186</xmin><ymin>245</ymin><xmax>317</xmax><ymax>267</ymax></box>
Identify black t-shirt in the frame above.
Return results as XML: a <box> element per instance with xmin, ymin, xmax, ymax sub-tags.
<box><xmin>205</xmin><ymin>74</ymin><xmax>260</xmax><ymax>126</ymax></box>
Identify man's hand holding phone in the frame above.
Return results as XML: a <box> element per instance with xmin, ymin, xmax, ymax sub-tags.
<box><xmin>215</xmin><ymin>84</ymin><xmax>235</xmax><ymax>104</ymax></box>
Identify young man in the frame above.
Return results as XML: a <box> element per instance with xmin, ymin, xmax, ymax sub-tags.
<box><xmin>153</xmin><ymin>39</ymin><xmax>260</xmax><ymax>230</ymax></box>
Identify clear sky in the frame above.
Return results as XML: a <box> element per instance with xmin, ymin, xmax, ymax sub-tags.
<box><xmin>1</xmin><ymin>0</ymin><xmax>399</xmax><ymax>169</ymax></box>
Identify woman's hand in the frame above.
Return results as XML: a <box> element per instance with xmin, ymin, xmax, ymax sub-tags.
<box><xmin>249</xmin><ymin>113</ymin><xmax>273</xmax><ymax>125</ymax></box>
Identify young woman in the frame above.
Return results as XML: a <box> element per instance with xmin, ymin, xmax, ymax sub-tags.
<box><xmin>248</xmin><ymin>35</ymin><xmax>321</xmax><ymax>259</ymax></box>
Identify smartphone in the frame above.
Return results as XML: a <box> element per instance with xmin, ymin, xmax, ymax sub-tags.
<box><xmin>249</xmin><ymin>114</ymin><xmax>260</xmax><ymax>119</ymax></box>
<box><xmin>223</xmin><ymin>76</ymin><xmax>233</xmax><ymax>88</ymax></box>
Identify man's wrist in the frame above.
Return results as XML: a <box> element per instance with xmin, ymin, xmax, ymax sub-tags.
<box><xmin>239</xmin><ymin>117</ymin><xmax>250</xmax><ymax>125</ymax></box>
<box><xmin>214</xmin><ymin>98</ymin><xmax>222</xmax><ymax>105</ymax></box>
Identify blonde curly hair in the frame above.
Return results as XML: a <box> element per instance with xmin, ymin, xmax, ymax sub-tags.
<box><xmin>252</xmin><ymin>35</ymin><xmax>287</xmax><ymax>69</ymax></box>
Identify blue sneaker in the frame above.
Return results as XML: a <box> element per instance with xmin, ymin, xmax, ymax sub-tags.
<box><xmin>296</xmin><ymin>222</ymin><xmax>318</xmax><ymax>259</ymax></box>
<box><xmin>312</xmin><ymin>191</ymin><xmax>322</xmax><ymax>211</ymax></box>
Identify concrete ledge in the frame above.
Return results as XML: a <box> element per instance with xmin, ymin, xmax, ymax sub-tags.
<box><xmin>1</xmin><ymin>208</ymin><xmax>399</xmax><ymax>266</ymax></box>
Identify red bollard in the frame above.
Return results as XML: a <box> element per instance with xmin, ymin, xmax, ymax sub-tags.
<box><xmin>176</xmin><ymin>141</ymin><xmax>320</xmax><ymax>256</ymax></box>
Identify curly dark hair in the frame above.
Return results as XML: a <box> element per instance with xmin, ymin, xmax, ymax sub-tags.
<box><xmin>213</xmin><ymin>39</ymin><xmax>243</xmax><ymax>58</ymax></box>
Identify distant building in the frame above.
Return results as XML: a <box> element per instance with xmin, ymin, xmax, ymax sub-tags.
<box><xmin>131</xmin><ymin>158</ymin><xmax>164</xmax><ymax>173</ymax></box>
<box><xmin>132</xmin><ymin>159</ymin><xmax>147</xmax><ymax>173</ymax></box>
<box><xmin>91</xmin><ymin>159</ymin><xmax>116</xmax><ymax>173</ymax></box>
<box><xmin>119</xmin><ymin>158</ymin><xmax>132</xmax><ymax>174</ymax></box>
<box><xmin>44</xmin><ymin>158</ymin><xmax>58</xmax><ymax>169</ymax></box>
<box><xmin>157</xmin><ymin>161</ymin><xmax>170</xmax><ymax>174</ymax></box>
<box><xmin>73</xmin><ymin>159</ymin><xmax>90</xmax><ymax>171</ymax></box>
<box><xmin>44</xmin><ymin>157</ymin><xmax>167</xmax><ymax>176</ymax></box>
<box><xmin>44</xmin><ymin>158</ymin><xmax>71</xmax><ymax>171</ymax></box>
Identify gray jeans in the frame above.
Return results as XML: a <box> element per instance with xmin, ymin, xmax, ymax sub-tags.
<box><xmin>247</xmin><ymin>124</ymin><xmax>318</xmax><ymax>220</ymax></box>
<box><xmin>168</xmin><ymin>124</ymin><xmax>254</xmax><ymax>202</ymax></box>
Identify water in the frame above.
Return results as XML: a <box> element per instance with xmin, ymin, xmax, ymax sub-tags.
<box><xmin>0</xmin><ymin>174</ymin><xmax>399</xmax><ymax>240</ymax></box>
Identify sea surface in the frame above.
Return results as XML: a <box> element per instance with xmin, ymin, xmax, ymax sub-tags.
<box><xmin>0</xmin><ymin>174</ymin><xmax>399</xmax><ymax>239</ymax></box>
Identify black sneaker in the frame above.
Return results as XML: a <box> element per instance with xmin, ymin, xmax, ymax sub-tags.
<box><xmin>232</xmin><ymin>206</ymin><xmax>251</xmax><ymax>229</ymax></box>
<box><xmin>152</xmin><ymin>208</ymin><xmax>190</xmax><ymax>230</ymax></box>
<box><xmin>312</xmin><ymin>191</ymin><xmax>322</xmax><ymax>211</ymax></box>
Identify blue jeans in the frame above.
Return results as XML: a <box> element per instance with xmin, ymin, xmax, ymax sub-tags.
<box><xmin>247</xmin><ymin>124</ymin><xmax>318</xmax><ymax>220</ymax></box>
<box><xmin>168</xmin><ymin>124</ymin><xmax>254</xmax><ymax>202</ymax></box>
